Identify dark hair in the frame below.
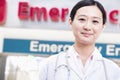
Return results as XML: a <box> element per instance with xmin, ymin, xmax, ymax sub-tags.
<box><xmin>70</xmin><ymin>0</ymin><xmax>106</xmax><ymax>24</ymax></box>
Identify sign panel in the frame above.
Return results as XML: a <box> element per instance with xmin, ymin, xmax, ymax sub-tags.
<box><xmin>3</xmin><ymin>38</ymin><xmax>120</xmax><ymax>58</ymax></box>
<box><xmin>0</xmin><ymin>0</ymin><xmax>119</xmax><ymax>32</ymax></box>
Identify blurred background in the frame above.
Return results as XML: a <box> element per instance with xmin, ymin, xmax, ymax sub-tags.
<box><xmin>0</xmin><ymin>0</ymin><xmax>120</xmax><ymax>80</ymax></box>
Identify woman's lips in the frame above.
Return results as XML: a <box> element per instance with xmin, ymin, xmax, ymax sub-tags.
<box><xmin>81</xmin><ymin>32</ymin><xmax>93</xmax><ymax>37</ymax></box>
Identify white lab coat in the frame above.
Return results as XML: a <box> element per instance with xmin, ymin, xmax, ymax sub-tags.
<box><xmin>39</xmin><ymin>46</ymin><xmax>120</xmax><ymax>80</ymax></box>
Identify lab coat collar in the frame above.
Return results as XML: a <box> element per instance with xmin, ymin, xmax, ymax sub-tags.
<box><xmin>92</xmin><ymin>47</ymin><xmax>103</xmax><ymax>61</ymax></box>
<box><xmin>55</xmin><ymin>52</ymin><xmax>68</xmax><ymax>68</ymax></box>
<box><xmin>66</xmin><ymin>46</ymin><xmax>103</xmax><ymax>78</ymax></box>
<box><xmin>66</xmin><ymin>46</ymin><xmax>103</xmax><ymax>61</ymax></box>
<box><xmin>55</xmin><ymin>46</ymin><xmax>103</xmax><ymax>67</ymax></box>
<box><xmin>55</xmin><ymin>46</ymin><xmax>104</xmax><ymax>78</ymax></box>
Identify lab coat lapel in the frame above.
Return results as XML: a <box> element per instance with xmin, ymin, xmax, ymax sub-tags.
<box><xmin>66</xmin><ymin>46</ymin><xmax>103</xmax><ymax>79</ymax></box>
<box><xmin>66</xmin><ymin>47</ymin><xmax>83</xmax><ymax>79</ymax></box>
<box><xmin>86</xmin><ymin>48</ymin><xmax>103</xmax><ymax>76</ymax></box>
<box><xmin>67</xmin><ymin>56</ymin><xmax>83</xmax><ymax>79</ymax></box>
<box><xmin>54</xmin><ymin>52</ymin><xmax>70</xmax><ymax>80</ymax></box>
<box><xmin>85</xmin><ymin>60</ymin><xmax>101</xmax><ymax>76</ymax></box>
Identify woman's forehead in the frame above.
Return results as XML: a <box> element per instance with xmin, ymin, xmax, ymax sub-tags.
<box><xmin>75</xmin><ymin>6</ymin><xmax>102</xmax><ymax>18</ymax></box>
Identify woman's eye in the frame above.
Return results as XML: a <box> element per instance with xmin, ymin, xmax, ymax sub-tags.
<box><xmin>79</xmin><ymin>18</ymin><xmax>86</xmax><ymax>22</ymax></box>
<box><xmin>93</xmin><ymin>20</ymin><xmax>99</xmax><ymax>24</ymax></box>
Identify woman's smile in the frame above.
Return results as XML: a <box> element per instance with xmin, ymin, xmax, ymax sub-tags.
<box><xmin>81</xmin><ymin>32</ymin><xmax>93</xmax><ymax>37</ymax></box>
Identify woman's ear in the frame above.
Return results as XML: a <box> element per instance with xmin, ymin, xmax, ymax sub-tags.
<box><xmin>102</xmin><ymin>24</ymin><xmax>106</xmax><ymax>30</ymax></box>
<box><xmin>68</xmin><ymin>17</ymin><xmax>72</xmax><ymax>25</ymax></box>
<box><xmin>101</xmin><ymin>24</ymin><xmax>106</xmax><ymax>32</ymax></box>
<box><xmin>68</xmin><ymin>17</ymin><xmax>73</xmax><ymax>30</ymax></box>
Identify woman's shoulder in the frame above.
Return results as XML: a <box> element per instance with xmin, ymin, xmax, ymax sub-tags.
<box><xmin>103</xmin><ymin>58</ymin><xmax>119</xmax><ymax>67</ymax></box>
<box><xmin>103</xmin><ymin>58</ymin><xmax>120</xmax><ymax>79</ymax></box>
<box><xmin>103</xmin><ymin>58</ymin><xmax>120</xmax><ymax>72</ymax></box>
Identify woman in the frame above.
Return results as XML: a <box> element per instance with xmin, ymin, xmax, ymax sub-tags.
<box><xmin>39</xmin><ymin>0</ymin><xmax>120</xmax><ymax>80</ymax></box>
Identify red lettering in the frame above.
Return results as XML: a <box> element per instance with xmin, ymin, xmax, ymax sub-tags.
<box><xmin>49</xmin><ymin>8</ymin><xmax>59</xmax><ymax>22</ymax></box>
<box><xmin>61</xmin><ymin>8</ymin><xmax>69</xmax><ymax>22</ymax></box>
<box><xmin>30</xmin><ymin>7</ymin><xmax>47</xmax><ymax>21</ymax></box>
<box><xmin>0</xmin><ymin>0</ymin><xmax>6</xmax><ymax>25</ymax></box>
<box><xmin>18</xmin><ymin>2</ymin><xmax>69</xmax><ymax>22</ymax></box>
<box><xmin>109</xmin><ymin>10</ymin><xmax>119</xmax><ymax>24</ymax></box>
<box><xmin>18</xmin><ymin>2</ymin><xmax>29</xmax><ymax>20</ymax></box>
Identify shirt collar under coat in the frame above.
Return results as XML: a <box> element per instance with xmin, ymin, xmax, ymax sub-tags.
<box><xmin>55</xmin><ymin>46</ymin><xmax>104</xmax><ymax>79</ymax></box>
<box><xmin>56</xmin><ymin>46</ymin><xmax>103</xmax><ymax>68</ymax></box>
<box><xmin>66</xmin><ymin>46</ymin><xmax>103</xmax><ymax>61</ymax></box>
<box><xmin>66</xmin><ymin>46</ymin><xmax>104</xmax><ymax>78</ymax></box>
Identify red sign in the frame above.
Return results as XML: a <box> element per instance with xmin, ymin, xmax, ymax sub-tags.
<box><xmin>18</xmin><ymin>2</ymin><xmax>120</xmax><ymax>25</ymax></box>
<box><xmin>0</xmin><ymin>0</ymin><xmax>6</xmax><ymax>25</ymax></box>
<box><xmin>109</xmin><ymin>10</ymin><xmax>119</xmax><ymax>24</ymax></box>
<box><xmin>18</xmin><ymin>2</ymin><xmax>69</xmax><ymax>22</ymax></box>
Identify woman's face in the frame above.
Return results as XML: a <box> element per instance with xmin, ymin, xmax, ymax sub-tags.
<box><xmin>69</xmin><ymin>6</ymin><xmax>105</xmax><ymax>45</ymax></box>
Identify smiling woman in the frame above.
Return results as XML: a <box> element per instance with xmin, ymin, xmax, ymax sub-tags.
<box><xmin>69</xmin><ymin>6</ymin><xmax>104</xmax><ymax>45</ymax></box>
<box><xmin>39</xmin><ymin>0</ymin><xmax>120</xmax><ymax>80</ymax></box>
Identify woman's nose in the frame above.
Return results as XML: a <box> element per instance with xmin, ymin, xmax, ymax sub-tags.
<box><xmin>83</xmin><ymin>21</ymin><xmax>92</xmax><ymax>31</ymax></box>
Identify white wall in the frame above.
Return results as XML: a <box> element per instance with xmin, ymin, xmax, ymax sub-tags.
<box><xmin>0</xmin><ymin>27</ymin><xmax>120</xmax><ymax>53</ymax></box>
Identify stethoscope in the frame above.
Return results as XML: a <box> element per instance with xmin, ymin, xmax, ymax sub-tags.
<box><xmin>54</xmin><ymin>51</ymin><xmax>108</xmax><ymax>80</ymax></box>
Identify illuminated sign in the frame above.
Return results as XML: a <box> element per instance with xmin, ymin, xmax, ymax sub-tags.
<box><xmin>109</xmin><ymin>10</ymin><xmax>119</xmax><ymax>24</ymax></box>
<box><xmin>18</xmin><ymin>2</ymin><xmax>69</xmax><ymax>22</ymax></box>
<box><xmin>18</xmin><ymin>2</ymin><xmax>120</xmax><ymax>24</ymax></box>
<box><xmin>0</xmin><ymin>0</ymin><xmax>120</xmax><ymax>32</ymax></box>
<box><xmin>3</xmin><ymin>38</ymin><xmax>120</xmax><ymax>58</ymax></box>
<box><xmin>0</xmin><ymin>0</ymin><xmax>6</xmax><ymax>25</ymax></box>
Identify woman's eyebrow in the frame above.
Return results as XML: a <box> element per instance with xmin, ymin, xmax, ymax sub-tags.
<box><xmin>78</xmin><ymin>15</ymin><xmax>87</xmax><ymax>17</ymax></box>
<box><xmin>92</xmin><ymin>17</ymin><xmax>102</xmax><ymax>20</ymax></box>
<box><xmin>77</xmin><ymin>15</ymin><xmax>102</xmax><ymax>21</ymax></box>
<box><xmin>78</xmin><ymin>15</ymin><xmax>102</xmax><ymax>19</ymax></box>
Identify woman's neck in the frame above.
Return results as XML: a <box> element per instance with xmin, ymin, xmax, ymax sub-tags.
<box><xmin>73</xmin><ymin>43</ymin><xmax>95</xmax><ymax>66</ymax></box>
